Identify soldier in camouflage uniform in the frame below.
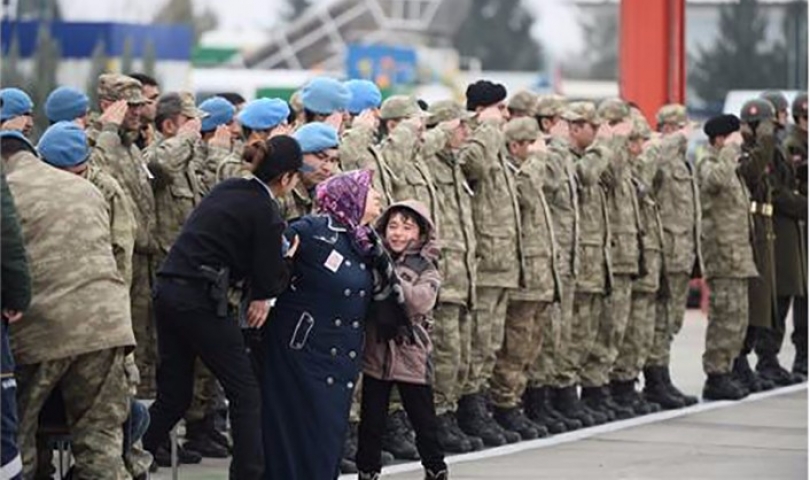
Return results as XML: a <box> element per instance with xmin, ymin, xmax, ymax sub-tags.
<box><xmin>2</xmin><ymin>134</ymin><xmax>135</xmax><ymax>479</ymax></box>
<box><xmin>419</xmin><ymin>101</ymin><xmax>483</xmax><ymax>453</ymax></box>
<box><xmin>575</xmin><ymin>99</ymin><xmax>638</xmax><ymax>421</ymax></box>
<box><xmin>696</xmin><ymin>113</ymin><xmax>759</xmax><ymax>401</ymax></box>
<box><xmin>456</xmin><ymin>80</ymin><xmax>523</xmax><ymax>447</ymax></box>
<box><xmin>195</xmin><ymin>96</ymin><xmax>244</xmax><ymax>195</ymax></box>
<box><xmin>524</xmin><ymin>95</ymin><xmax>591</xmax><ymax>431</ymax></box>
<box><xmin>783</xmin><ymin>93</ymin><xmax>808</xmax><ymax>376</ymax></box>
<box><xmin>610</xmin><ymin>116</ymin><xmax>665</xmax><ymax>415</ymax></box>
<box><xmin>556</xmin><ymin>102</ymin><xmax>614</xmax><ymax>426</ymax></box>
<box><xmin>89</xmin><ymin>74</ymin><xmax>160</xmax><ymax>402</ymax></box>
<box><xmin>643</xmin><ymin>104</ymin><xmax>702</xmax><ymax>408</ymax></box>
<box><xmin>506</xmin><ymin>90</ymin><xmax>538</xmax><ymax>119</ymax></box>
<box><xmin>490</xmin><ymin>118</ymin><xmax>560</xmax><ymax>440</ymax></box>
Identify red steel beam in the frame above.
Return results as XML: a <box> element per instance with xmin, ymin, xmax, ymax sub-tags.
<box><xmin>620</xmin><ymin>0</ymin><xmax>686</xmax><ymax>125</ymax></box>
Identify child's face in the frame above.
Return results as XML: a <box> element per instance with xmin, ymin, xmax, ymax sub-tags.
<box><xmin>385</xmin><ymin>213</ymin><xmax>422</xmax><ymax>254</ymax></box>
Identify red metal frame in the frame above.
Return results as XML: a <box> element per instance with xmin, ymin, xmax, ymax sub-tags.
<box><xmin>620</xmin><ymin>0</ymin><xmax>686</xmax><ymax>124</ymax></box>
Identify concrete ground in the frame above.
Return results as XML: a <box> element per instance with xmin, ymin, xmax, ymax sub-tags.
<box><xmin>151</xmin><ymin>308</ymin><xmax>808</xmax><ymax>480</ymax></box>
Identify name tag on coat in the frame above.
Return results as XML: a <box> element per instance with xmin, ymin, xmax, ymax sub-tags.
<box><xmin>324</xmin><ymin>250</ymin><xmax>345</xmax><ymax>273</ymax></box>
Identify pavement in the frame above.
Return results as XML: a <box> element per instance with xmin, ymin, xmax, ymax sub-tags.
<box><xmin>151</xmin><ymin>308</ymin><xmax>808</xmax><ymax>480</ymax></box>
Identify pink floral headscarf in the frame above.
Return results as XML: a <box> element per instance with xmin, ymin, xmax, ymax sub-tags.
<box><xmin>316</xmin><ymin>169</ymin><xmax>375</xmax><ymax>253</ymax></box>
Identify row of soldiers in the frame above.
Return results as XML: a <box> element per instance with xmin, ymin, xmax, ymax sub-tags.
<box><xmin>0</xmin><ymin>73</ymin><xmax>806</xmax><ymax>477</ymax></box>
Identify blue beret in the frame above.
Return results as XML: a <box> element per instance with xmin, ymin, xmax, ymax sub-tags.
<box><xmin>301</xmin><ymin>77</ymin><xmax>351</xmax><ymax>115</ymax></box>
<box><xmin>0</xmin><ymin>129</ymin><xmax>36</xmax><ymax>153</ymax></box>
<box><xmin>45</xmin><ymin>86</ymin><xmax>90</xmax><ymax>123</ymax></box>
<box><xmin>37</xmin><ymin>121</ymin><xmax>90</xmax><ymax>168</ymax></box>
<box><xmin>345</xmin><ymin>80</ymin><xmax>382</xmax><ymax>115</ymax></box>
<box><xmin>200</xmin><ymin>96</ymin><xmax>236</xmax><ymax>132</ymax></box>
<box><xmin>0</xmin><ymin>88</ymin><xmax>34</xmax><ymax>121</ymax></box>
<box><xmin>237</xmin><ymin>98</ymin><xmax>290</xmax><ymax>130</ymax></box>
<box><xmin>293</xmin><ymin>122</ymin><xmax>340</xmax><ymax>154</ymax></box>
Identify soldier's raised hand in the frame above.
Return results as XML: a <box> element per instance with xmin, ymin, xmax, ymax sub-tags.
<box><xmin>611</xmin><ymin>120</ymin><xmax>633</xmax><ymax>138</ymax></box>
<box><xmin>0</xmin><ymin>116</ymin><xmax>29</xmax><ymax>133</ymax></box>
<box><xmin>354</xmin><ymin>109</ymin><xmax>379</xmax><ymax>131</ymax></box>
<box><xmin>528</xmin><ymin>137</ymin><xmax>547</xmax><ymax>154</ymax></box>
<box><xmin>208</xmin><ymin>125</ymin><xmax>232</xmax><ymax>149</ymax></box>
<box><xmin>477</xmin><ymin>105</ymin><xmax>503</xmax><ymax>123</ymax></box>
<box><xmin>726</xmin><ymin>131</ymin><xmax>743</xmax><ymax>147</ymax></box>
<box><xmin>270</xmin><ymin>123</ymin><xmax>293</xmax><ymax>138</ymax></box>
<box><xmin>325</xmin><ymin>112</ymin><xmax>344</xmax><ymax>132</ymax></box>
<box><xmin>100</xmin><ymin>100</ymin><xmax>129</xmax><ymax>126</ymax></box>
<box><xmin>549</xmin><ymin>120</ymin><xmax>569</xmax><ymax>139</ymax></box>
<box><xmin>756</xmin><ymin>119</ymin><xmax>774</xmax><ymax>139</ymax></box>
<box><xmin>179</xmin><ymin>118</ymin><xmax>202</xmax><ymax>140</ymax></box>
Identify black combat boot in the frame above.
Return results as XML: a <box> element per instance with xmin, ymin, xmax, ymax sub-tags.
<box><xmin>757</xmin><ymin>355</ymin><xmax>803</xmax><ymax>386</ymax></box>
<box><xmin>492</xmin><ymin>406</ymin><xmax>545</xmax><ymax>440</ymax></box>
<box><xmin>184</xmin><ymin>417</ymin><xmax>230</xmax><ymax>458</ymax></box>
<box><xmin>551</xmin><ymin>386</ymin><xmax>597</xmax><ymax>427</ymax></box>
<box><xmin>598</xmin><ymin>386</ymin><xmax>636</xmax><ymax>420</ymax></box>
<box><xmin>610</xmin><ymin>380</ymin><xmax>653</xmax><ymax>415</ymax></box>
<box><xmin>523</xmin><ymin>387</ymin><xmax>568</xmax><ymax>434</ymax></box>
<box><xmin>358</xmin><ymin>471</ymin><xmax>380</xmax><ymax>480</ymax></box>
<box><xmin>661</xmin><ymin>366</ymin><xmax>699</xmax><ymax>406</ymax></box>
<box><xmin>457</xmin><ymin>394</ymin><xmax>507</xmax><ymax>447</ymax></box>
<box><xmin>732</xmin><ymin>355</ymin><xmax>774</xmax><ymax>393</ymax></box>
<box><xmin>424</xmin><ymin>468</ymin><xmax>449</xmax><ymax>480</ymax></box>
<box><xmin>341</xmin><ymin>458</ymin><xmax>358</xmax><ymax>474</ymax></box>
<box><xmin>702</xmin><ymin>373</ymin><xmax>748</xmax><ymax>401</ymax></box>
<box><xmin>383</xmin><ymin>410</ymin><xmax>421</xmax><ymax>460</ymax></box>
<box><xmin>542</xmin><ymin>387</ymin><xmax>583</xmax><ymax>431</ymax></box>
<box><xmin>580</xmin><ymin>387</ymin><xmax>619</xmax><ymax>421</ymax></box>
<box><xmin>643</xmin><ymin>367</ymin><xmax>687</xmax><ymax>409</ymax></box>
<box><xmin>793</xmin><ymin>348</ymin><xmax>808</xmax><ymax>378</ymax></box>
<box><xmin>447</xmin><ymin>410</ymin><xmax>484</xmax><ymax>451</ymax></box>
<box><xmin>152</xmin><ymin>441</ymin><xmax>203</xmax><ymax>467</ymax></box>
<box><xmin>436</xmin><ymin>412</ymin><xmax>472</xmax><ymax>454</ymax></box>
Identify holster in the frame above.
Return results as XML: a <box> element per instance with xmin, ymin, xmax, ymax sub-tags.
<box><xmin>199</xmin><ymin>265</ymin><xmax>230</xmax><ymax>317</ymax></box>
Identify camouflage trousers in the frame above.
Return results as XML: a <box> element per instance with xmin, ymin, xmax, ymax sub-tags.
<box><xmin>530</xmin><ymin>275</ymin><xmax>574</xmax><ymax>388</ymax></box>
<box><xmin>703</xmin><ymin>278</ymin><xmax>749</xmax><ymax>375</ymax></box>
<box><xmin>132</xmin><ymin>253</ymin><xmax>157</xmax><ymax>399</ymax></box>
<box><xmin>581</xmin><ymin>275</ymin><xmax>634</xmax><ymax>388</ymax></box>
<box><xmin>185</xmin><ymin>360</ymin><xmax>223</xmax><ymax>423</ymax></box>
<box><xmin>554</xmin><ymin>291</ymin><xmax>605</xmax><ymax>386</ymax></box>
<box><xmin>647</xmin><ymin>272</ymin><xmax>691</xmax><ymax>368</ymax></box>
<box><xmin>17</xmin><ymin>348</ymin><xmax>130</xmax><ymax>480</ymax></box>
<box><xmin>490</xmin><ymin>301</ymin><xmax>556</xmax><ymax>408</ymax></box>
<box><xmin>432</xmin><ymin>303</ymin><xmax>472</xmax><ymax>415</ymax></box>
<box><xmin>611</xmin><ymin>292</ymin><xmax>657</xmax><ymax>382</ymax></box>
<box><xmin>349</xmin><ymin>375</ymin><xmax>362</xmax><ymax>424</ymax></box>
<box><xmin>463</xmin><ymin>287</ymin><xmax>509</xmax><ymax>396</ymax></box>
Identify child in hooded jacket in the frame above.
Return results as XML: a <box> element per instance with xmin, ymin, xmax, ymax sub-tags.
<box><xmin>356</xmin><ymin>200</ymin><xmax>448</xmax><ymax>480</ymax></box>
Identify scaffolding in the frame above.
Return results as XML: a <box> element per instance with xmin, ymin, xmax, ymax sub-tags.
<box><xmin>242</xmin><ymin>0</ymin><xmax>471</xmax><ymax>70</ymax></box>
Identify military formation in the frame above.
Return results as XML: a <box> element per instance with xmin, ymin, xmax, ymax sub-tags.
<box><xmin>0</xmin><ymin>72</ymin><xmax>807</xmax><ymax>479</ymax></box>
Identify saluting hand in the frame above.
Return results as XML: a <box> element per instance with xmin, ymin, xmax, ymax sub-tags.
<box><xmin>0</xmin><ymin>116</ymin><xmax>28</xmax><ymax>132</ymax></box>
<box><xmin>270</xmin><ymin>123</ymin><xmax>293</xmax><ymax>138</ymax></box>
<box><xmin>528</xmin><ymin>137</ymin><xmax>547</xmax><ymax>155</ymax></box>
<box><xmin>325</xmin><ymin>112</ymin><xmax>344</xmax><ymax>132</ymax></box>
<box><xmin>549</xmin><ymin>120</ymin><xmax>569</xmax><ymax>139</ymax></box>
<box><xmin>100</xmin><ymin>100</ymin><xmax>129</xmax><ymax>126</ymax></box>
<box><xmin>247</xmin><ymin>299</ymin><xmax>272</xmax><ymax>328</ymax></box>
<box><xmin>179</xmin><ymin>118</ymin><xmax>202</xmax><ymax>141</ymax></box>
<box><xmin>208</xmin><ymin>125</ymin><xmax>232</xmax><ymax>149</ymax></box>
<box><xmin>354</xmin><ymin>109</ymin><xmax>379</xmax><ymax>131</ymax></box>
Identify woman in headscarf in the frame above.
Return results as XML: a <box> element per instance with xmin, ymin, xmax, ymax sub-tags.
<box><xmin>260</xmin><ymin>169</ymin><xmax>384</xmax><ymax>480</ymax></box>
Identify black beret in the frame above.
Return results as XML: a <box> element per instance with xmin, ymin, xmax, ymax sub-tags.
<box><xmin>253</xmin><ymin>135</ymin><xmax>303</xmax><ymax>183</ymax></box>
<box><xmin>703</xmin><ymin>114</ymin><xmax>741</xmax><ymax>138</ymax></box>
<box><xmin>466</xmin><ymin>80</ymin><xmax>507</xmax><ymax>111</ymax></box>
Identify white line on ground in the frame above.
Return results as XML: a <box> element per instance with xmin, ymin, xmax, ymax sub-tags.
<box><xmin>338</xmin><ymin>383</ymin><xmax>808</xmax><ymax>479</ymax></box>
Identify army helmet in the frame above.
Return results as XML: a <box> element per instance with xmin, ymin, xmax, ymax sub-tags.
<box><xmin>792</xmin><ymin>92</ymin><xmax>808</xmax><ymax>118</ymax></box>
<box><xmin>740</xmin><ymin>98</ymin><xmax>775</xmax><ymax>123</ymax></box>
<box><xmin>759</xmin><ymin>90</ymin><xmax>789</xmax><ymax>113</ymax></box>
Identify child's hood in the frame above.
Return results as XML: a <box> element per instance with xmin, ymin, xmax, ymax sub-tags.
<box><xmin>375</xmin><ymin>199</ymin><xmax>440</xmax><ymax>260</ymax></box>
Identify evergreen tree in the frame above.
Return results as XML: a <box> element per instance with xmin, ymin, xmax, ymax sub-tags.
<box><xmin>452</xmin><ymin>0</ymin><xmax>544</xmax><ymax>72</ymax></box>
<box><xmin>688</xmin><ymin>0</ymin><xmax>791</xmax><ymax>106</ymax></box>
<box><xmin>1</xmin><ymin>34</ymin><xmax>26</xmax><ymax>89</ymax></box>
<box><xmin>153</xmin><ymin>0</ymin><xmax>218</xmax><ymax>43</ymax></box>
<box><xmin>578</xmin><ymin>8</ymin><xmax>619</xmax><ymax>79</ymax></box>
<box><xmin>87</xmin><ymin>40</ymin><xmax>109</xmax><ymax>111</ymax></box>
<box><xmin>31</xmin><ymin>22</ymin><xmax>60</xmax><ymax>140</ymax></box>
<box><xmin>142</xmin><ymin>40</ymin><xmax>158</xmax><ymax>80</ymax></box>
<box><xmin>283</xmin><ymin>0</ymin><xmax>312</xmax><ymax>21</ymax></box>
<box><xmin>120</xmin><ymin>36</ymin><xmax>135</xmax><ymax>75</ymax></box>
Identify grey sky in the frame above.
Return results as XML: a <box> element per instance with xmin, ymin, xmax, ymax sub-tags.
<box><xmin>56</xmin><ymin>0</ymin><xmax>585</xmax><ymax>58</ymax></box>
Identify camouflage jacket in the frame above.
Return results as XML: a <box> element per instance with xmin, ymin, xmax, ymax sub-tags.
<box><xmin>5</xmin><ymin>151</ymin><xmax>134</xmax><ymax>365</ymax></box>
<box><xmin>340</xmin><ymin>124</ymin><xmax>395</xmax><ymax>207</ymax></box>
<box><xmin>696</xmin><ymin>144</ymin><xmax>758</xmax><ymax>279</ymax></box>
<box><xmin>278</xmin><ymin>182</ymin><xmax>316</xmax><ymax>222</ymax></box>
<box><xmin>423</xmin><ymin>148</ymin><xmax>477</xmax><ymax>308</ymax></box>
<box><xmin>194</xmin><ymin>140</ymin><xmax>242</xmax><ymax>195</ymax></box>
<box><xmin>143</xmin><ymin>133</ymin><xmax>203</xmax><ymax>255</ymax></box>
<box><xmin>544</xmin><ymin>139</ymin><xmax>579</xmax><ymax>279</ymax></box>
<box><xmin>509</xmin><ymin>153</ymin><xmax>561</xmax><ymax>303</ymax></box>
<box><xmin>85</xmin><ymin>164</ymin><xmax>136</xmax><ymax>287</ymax></box>
<box><xmin>650</xmin><ymin>134</ymin><xmax>703</xmax><ymax>275</ymax></box>
<box><xmin>602</xmin><ymin>138</ymin><xmax>640</xmax><ymax>276</ymax></box>
<box><xmin>459</xmin><ymin>120</ymin><xmax>523</xmax><ymax>289</ymax></box>
<box><xmin>631</xmin><ymin>146</ymin><xmax>665</xmax><ymax>293</ymax></box>
<box><xmin>88</xmin><ymin>118</ymin><xmax>158</xmax><ymax>256</ymax></box>
<box><xmin>571</xmin><ymin>140</ymin><xmax>613</xmax><ymax>294</ymax></box>
<box><xmin>382</xmin><ymin>123</ymin><xmax>440</xmax><ymax>232</ymax></box>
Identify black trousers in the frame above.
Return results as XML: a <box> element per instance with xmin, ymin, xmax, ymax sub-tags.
<box><xmin>792</xmin><ymin>296</ymin><xmax>808</xmax><ymax>361</ymax></box>
<box><xmin>755</xmin><ymin>296</ymin><xmax>803</xmax><ymax>358</ymax></box>
<box><xmin>356</xmin><ymin>375</ymin><xmax>446</xmax><ymax>473</ymax></box>
<box><xmin>143</xmin><ymin>280</ymin><xmax>264</xmax><ymax>480</ymax></box>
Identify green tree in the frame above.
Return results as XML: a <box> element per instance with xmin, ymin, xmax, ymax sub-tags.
<box><xmin>142</xmin><ymin>40</ymin><xmax>158</xmax><ymax>80</ymax></box>
<box><xmin>153</xmin><ymin>0</ymin><xmax>218</xmax><ymax>43</ymax></box>
<box><xmin>283</xmin><ymin>0</ymin><xmax>312</xmax><ymax>21</ymax></box>
<box><xmin>1</xmin><ymin>34</ymin><xmax>27</xmax><ymax>89</ymax></box>
<box><xmin>16</xmin><ymin>0</ymin><xmax>62</xmax><ymax>20</ymax></box>
<box><xmin>120</xmin><ymin>36</ymin><xmax>135</xmax><ymax>75</ymax></box>
<box><xmin>87</xmin><ymin>40</ymin><xmax>109</xmax><ymax>110</ymax></box>
<box><xmin>688</xmin><ymin>0</ymin><xmax>791</xmax><ymax>106</ymax></box>
<box><xmin>30</xmin><ymin>22</ymin><xmax>60</xmax><ymax>140</ymax></box>
<box><xmin>769</xmin><ymin>0</ymin><xmax>808</xmax><ymax>90</ymax></box>
<box><xmin>578</xmin><ymin>7</ymin><xmax>619</xmax><ymax>79</ymax></box>
<box><xmin>452</xmin><ymin>0</ymin><xmax>544</xmax><ymax>71</ymax></box>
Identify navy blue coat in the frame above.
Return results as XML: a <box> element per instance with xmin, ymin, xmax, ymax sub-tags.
<box><xmin>261</xmin><ymin>214</ymin><xmax>373</xmax><ymax>480</ymax></box>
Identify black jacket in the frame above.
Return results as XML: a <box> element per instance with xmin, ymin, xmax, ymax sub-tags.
<box><xmin>1</xmin><ymin>170</ymin><xmax>31</xmax><ymax>313</ymax></box>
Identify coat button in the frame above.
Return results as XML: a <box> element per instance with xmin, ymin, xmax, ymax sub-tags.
<box><xmin>360</xmin><ymin>264</ymin><xmax>366</xmax><ymax>270</ymax></box>
<box><xmin>345</xmin><ymin>260</ymin><xmax>352</xmax><ymax>267</ymax></box>
<box><xmin>344</xmin><ymin>289</ymin><xmax>351</xmax><ymax>297</ymax></box>
<box><xmin>359</xmin><ymin>290</ymin><xmax>366</xmax><ymax>298</ymax></box>
<box><xmin>352</xmin><ymin>321</ymin><xmax>360</xmax><ymax>329</ymax></box>
<box><xmin>327</xmin><ymin>377</ymin><xmax>334</xmax><ymax>385</ymax></box>
<box><xmin>349</xmin><ymin>351</ymin><xmax>357</xmax><ymax>359</ymax></box>
<box><xmin>335</xmin><ymin>319</ymin><xmax>342</xmax><ymax>327</ymax></box>
<box><xmin>347</xmin><ymin>381</ymin><xmax>354</xmax><ymax>389</ymax></box>
<box><xmin>331</xmin><ymin>348</ymin><xmax>338</xmax><ymax>356</ymax></box>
